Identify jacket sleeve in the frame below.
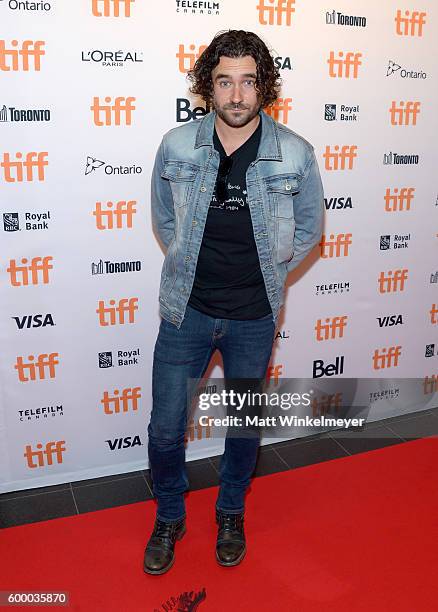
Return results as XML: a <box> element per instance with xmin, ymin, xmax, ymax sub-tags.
<box><xmin>151</xmin><ymin>138</ymin><xmax>175</xmax><ymax>250</ymax></box>
<box><xmin>286</xmin><ymin>149</ymin><xmax>324</xmax><ymax>273</ymax></box>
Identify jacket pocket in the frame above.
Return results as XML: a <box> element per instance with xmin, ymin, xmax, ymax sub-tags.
<box><xmin>161</xmin><ymin>161</ymin><xmax>199</xmax><ymax>208</ymax></box>
<box><xmin>266</xmin><ymin>174</ymin><xmax>300</xmax><ymax>263</ymax></box>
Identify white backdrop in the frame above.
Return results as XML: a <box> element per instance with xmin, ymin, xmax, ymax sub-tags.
<box><xmin>1</xmin><ymin>0</ymin><xmax>437</xmax><ymax>493</ymax></box>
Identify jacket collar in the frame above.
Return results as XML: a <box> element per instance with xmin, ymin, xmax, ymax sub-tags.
<box><xmin>194</xmin><ymin>109</ymin><xmax>282</xmax><ymax>161</ymax></box>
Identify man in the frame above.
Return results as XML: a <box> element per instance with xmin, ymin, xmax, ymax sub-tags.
<box><xmin>144</xmin><ymin>30</ymin><xmax>324</xmax><ymax>575</ymax></box>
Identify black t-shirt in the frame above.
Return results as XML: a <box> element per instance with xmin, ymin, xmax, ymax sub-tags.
<box><xmin>188</xmin><ymin>119</ymin><xmax>271</xmax><ymax>319</ymax></box>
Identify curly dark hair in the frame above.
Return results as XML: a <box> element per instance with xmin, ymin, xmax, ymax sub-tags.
<box><xmin>187</xmin><ymin>30</ymin><xmax>281</xmax><ymax>108</ymax></box>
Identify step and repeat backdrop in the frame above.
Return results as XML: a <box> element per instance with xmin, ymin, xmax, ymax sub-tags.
<box><xmin>1</xmin><ymin>0</ymin><xmax>437</xmax><ymax>493</ymax></box>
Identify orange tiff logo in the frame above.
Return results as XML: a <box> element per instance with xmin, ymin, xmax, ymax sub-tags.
<box><xmin>430</xmin><ymin>304</ymin><xmax>438</xmax><ymax>325</ymax></box>
<box><xmin>423</xmin><ymin>375</ymin><xmax>438</xmax><ymax>394</ymax></box>
<box><xmin>0</xmin><ymin>40</ymin><xmax>45</xmax><ymax>71</ymax></box>
<box><xmin>312</xmin><ymin>393</ymin><xmax>342</xmax><ymax>417</ymax></box>
<box><xmin>395</xmin><ymin>9</ymin><xmax>426</xmax><ymax>36</ymax></box>
<box><xmin>93</xmin><ymin>200</ymin><xmax>136</xmax><ymax>229</ymax></box>
<box><xmin>15</xmin><ymin>353</ymin><xmax>59</xmax><ymax>382</ymax></box>
<box><xmin>264</xmin><ymin>98</ymin><xmax>292</xmax><ymax>124</ymax></box>
<box><xmin>384</xmin><ymin>187</ymin><xmax>415</xmax><ymax>211</ymax></box>
<box><xmin>96</xmin><ymin>298</ymin><xmax>138</xmax><ymax>326</ymax></box>
<box><xmin>176</xmin><ymin>44</ymin><xmax>207</xmax><ymax>73</ymax></box>
<box><xmin>92</xmin><ymin>0</ymin><xmax>135</xmax><ymax>17</ymax></box>
<box><xmin>185</xmin><ymin>418</ymin><xmax>212</xmax><ymax>443</ymax></box>
<box><xmin>257</xmin><ymin>0</ymin><xmax>296</xmax><ymax>26</ymax></box>
<box><xmin>323</xmin><ymin>145</ymin><xmax>357</xmax><ymax>170</ymax></box>
<box><xmin>372</xmin><ymin>346</ymin><xmax>401</xmax><ymax>370</ymax></box>
<box><xmin>315</xmin><ymin>316</ymin><xmax>348</xmax><ymax>341</ymax></box>
<box><xmin>101</xmin><ymin>387</ymin><xmax>141</xmax><ymax>414</ymax></box>
<box><xmin>7</xmin><ymin>256</ymin><xmax>53</xmax><ymax>286</ymax></box>
<box><xmin>91</xmin><ymin>96</ymin><xmax>135</xmax><ymax>126</ymax></box>
<box><xmin>1</xmin><ymin>152</ymin><xmax>48</xmax><ymax>182</ymax></box>
<box><xmin>378</xmin><ymin>269</ymin><xmax>408</xmax><ymax>293</ymax></box>
<box><xmin>389</xmin><ymin>101</ymin><xmax>421</xmax><ymax>126</ymax></box>
<box><xmin>327</xmin><ymin>52</ymin><xmax>362</xmax><ymax>78</ymax></box>
<box><xmin>24</xmin><ymin>440</ymin><xmax>66</xmax><ymax>468</ymax></box>
<box><xmin>266</xmin><ymin>364</ymin><xmax>283</xmax><ymax>384</ymax></box>
<box><xmin>319</xmin><ymin>234</ymin><xmax>352</xmax><ymax>258</ymax></box>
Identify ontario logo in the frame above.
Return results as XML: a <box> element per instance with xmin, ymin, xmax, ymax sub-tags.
<box><xmin>85</xmin><ymin>155</ymin><xmax>142</xmax><ymax>176</ymax></box>
<box><xmin>386</xmin><ymin>60</ymin><xmax>426</xmax><ymax>79</ymax></box>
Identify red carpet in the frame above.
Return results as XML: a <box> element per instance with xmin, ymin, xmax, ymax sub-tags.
<box><xmin>1</xmin><ymin>437</ymin><xmax>437</xmax><ymax>611</ymax></box>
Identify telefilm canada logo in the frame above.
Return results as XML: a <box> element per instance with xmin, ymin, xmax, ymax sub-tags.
<box><xmin>0</xmin><ymin>104</ymin><xmax>51</xmax><ymax>122</ymax></box>
<box><xmin>85</xmin><ymin>155</ymin><xmax>142</xmax><ymax>176</ymax></box>
<box><xmin>315</xmin><ymin>281</ymin><xmax>350</xmax><ymax>296</ymax></box>
<box><xmin>379</xmin><ymin>234</ymin><xmax>411</xmax><ymax>250</ymax></box>
<box><xmin>19</xmin><ymin>404</ymin><xmax>63</xmax><ymax>422</ymax></box>
<box><xmin>175</xmin><ymin>0</ymin><xmax>220</xmax><ymax>15</ymax></box>
<box><xmin>326</xmin><ymin>9</ymin><xmax>366</xmax><ymax>27</ymax></box>
<box><xmin>383</xmin><ymin>151</ymin><xmax>419</xmax><ymax>165</ymax></box>
<box><xmin>81</xmin><ymin>49</ymin><xmax>143</xmax><ymax>68</ymax></box>
<box><xmin>3</xmin><ymin>211</ymin><xmax>51</xmax><ymax>231</ymax></box>
<box><xmin>386</xmin><ymin>60</ymin><xmax>427</xmax><ymax>79</ymax></box>
<box><xmin>324</xmin><ymin>104</ymin><xmax>359</xmax><ymax>122</ymax></box>
<box><xmin>425</xmin><ymin>344</ymin><xmax>436</xmax><ymax>358</ymax></box>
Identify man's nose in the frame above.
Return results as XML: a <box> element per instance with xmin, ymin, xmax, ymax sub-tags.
<box><xmin>230</xmin><ymin>84</ymin><xmax>243</xmax><ymax>104</ymax></box>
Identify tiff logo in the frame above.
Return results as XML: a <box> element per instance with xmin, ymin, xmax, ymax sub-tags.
<box><xmin>423</xmin><ymin>375</ymin><xmax>438</xmax><ymax>394</ymax></box>
<box><xmin>312</xmin><ymin>393</ymin><xmax>343</xmax><ymax>417</ymax></box>
<box><xmin>14</xmin><ymin>353</ymin><xmax>59</xmax><ymax>382</ymax></box>
<box><xmin>378</xmin><ymin>269</ymin><xmax>408</xmax><ymax>293</ymax></box>
<box><xmin>373</xmin><ymin>346</ymin><xmax>401</xmax><ymax>369</ymax></box>
<box><xmin>7</xmin><ymin>256</ymin><xmax>53</xmax><ymax>286</ymax></box>
<box><xmin>176</xmin><ymin>44</ymin><xmax>207</xmax><ymax>73</ymax></box>
<box><xmin>24</xmin><ymin>440</ymin><xmax>66</xmax><ymax>468</ymax></box>
<box><xmin>101</xmin><ymin>387</ymin><xmax>141</xmax><ymax>414</ymax></box>
<box><xmin>430</xmin><ymin>304</ymin><xmax>438</xmax><ymax>325</ymax></box>
<box><xmin>0</xmin><ymin>40</ymin><xmax>45</xmax><ymax>71</ymax></box>
<box><xmin>395</xmin><ymin>9</ymin><xmax>426</xmax><ymax>36</ymax></box>
<box><xmin>257</xmin><ymin>0</ymin><xmax>296</xmax><ymax>26</ymax></box>
<box><xmin>1</xmin><ymin>152</ymin><xmax>48</xmax><ymax>182</ymax></box>
<box><xmin>96</xmin><ymin>297</ymin><xmax>138</xmax><ymax>326</ymax></box>
<box><xmin>384</xmin><ymin>187</ymin><xmax>415</xmax><ymax>211</ymax></box>
<box><xmin>319</xmin><ymin>233</ymin><xmax>352</xmax><ymax>258</ymax></box>
<box><xmin>323</xmin><ymin>145</ymin><xmax>357</xmax><ymax>170</ymax></box>
<box><xmin>264</xmin><ymin>98</ymin><xmax>292</xmax><ymax>124</ymax></box>
<box><xmin>91</xmin><ymin>96</ymin><xmax>135</xmax><ymax>126</ymax></box>
<box><xmin>185</xmin><ymin>418</ymin><xmax>212</xmax><ymax>442</ymax></box>
<box><xmin>91</xmin><ymin>0</ymin><xmax>135</xmax><ymax>17</ymax></box>
<box><xmin>266</xmin><ymin>364</ymin><xmax>283</xmax><ymax>384</ymax></box>
<box><xmin>93</xmin><ymin>200</ymin><xmax>136</xmax><ymax>229</ymax></box>
<box><xmin>389</xmin><ymin>101</ymin><xmax>421</xmax><ymax>126</ymax></box>
<box><xmin>327</xmin><ymin>51</ymin><xmax>362</xmax><ymax>78</ymax></box>
<box><xmin>315</xmin><ymin>316</ymin><xmax>348</xmax><ymax>341</ymax></box>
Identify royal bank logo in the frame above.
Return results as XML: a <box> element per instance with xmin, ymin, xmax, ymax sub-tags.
<box><xmin>326</xmin><ymin>10</ymin><xmax>366</xmax><ymax>27</ymax></box>
<box><xmin>85</xmin><ymin>155</ymin><xmax>142</xmax><ymax>176</ymax></box>
<box><xmin>0</xmin><ymin>104</ymin><xmax>51</xmax><ymax>122</ymax></box>
<box><xmin>379</xmin><ymin>234</ymin><xmax>411</xmax><ymax>250</ymax></box>
<box><xmin>386</xmin><ymin>60</ymin><xmax>427</xmax><ymax>79</ymax></box>
<box><xmin>98</xmin><ymin>348</ymin><xmax>140</xmax><ymax>368</ymax></box>
<box><xmin>3</xmin><ymin>211</ymin><xmax>51</xmax><ymax>231</ymax></box>
<box><xmin>324</xmin><ymin>104</ymin><xmax>359</xmax><ymax>122</ymax></box>
<box><xmin>383</xmin><ymin>151</ymin><xmax>419</xmax><ymax>165</ymax></box>
<box><xmin>91</xmin><ymin>259</ymin><xmax>141</xmax><ymax>275</ymax></box>
<box><xmin>315</xmin><ymin>281</ymin><xmax>350</xmax><ymax>296</ymax></box>
<box><xmin>324</xmin><ymin>196</ymin><xmax>352</xmax><ymax>210</ymax></box>
<box><xmin>19</xmin><ymin>404</ymin><xmax>63</xmax><ymax>423</ymax></box>
<box><xmin>425</xmin><ymin>344</ymin><xmax>435</xmax><ymax>358</ymax></box>
<box><xmin>82</xmin><ymin>49</ymin><xmax>143</xmax><ymax>68</ymax></box>
<box><xmin>430</xmin><ymin>272</ymin><xmax>438</xmax><ymax>284</ymax></box>
<box><xmin>98</xmin><ymin>351</ymin><xmax>113</xmax><ymax>368</ymax></box>
<box><xmin>175</xmin><ymin>0</ymin><xmax>220</xmax><ymax>15</ymax></box>
<box><xmin>3</xmin><ymin>212</ymin><xmax>19</xmax><ymax>231</ymax></box>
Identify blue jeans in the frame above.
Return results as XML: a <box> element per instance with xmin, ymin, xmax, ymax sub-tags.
<box><xmin>147</xmin><ymin>304</ymin><xmax>275</xmax><ymax>522</ymax></box>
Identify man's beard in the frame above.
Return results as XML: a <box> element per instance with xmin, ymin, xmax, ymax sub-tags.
<box><xmin>213</xmin><ymin>100</ymin><xmax>261</xmax><ymax>128</ymax></box>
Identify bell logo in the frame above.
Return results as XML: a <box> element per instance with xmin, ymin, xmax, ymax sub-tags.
<box><xmin>315</xmin><ymin>316</ymin><xmax>348</xmax><ymax>341</ymax></box>
<box><xmin>372</xmin><ymin>346</ymin><xmax>401</xmax><ymax>370</ymax></box>
<box><xmin>313</xmin><ymin>356</ymin><xmax>344</xmax><ymax>378</ymax></box>
<box><xmin>264</xmin><ymin>98</ymin><xmax>292</xmax><ymax>124</ymax></box>
<box><xmin>1</xmin><ymin>152</ymin><xmax>48</xmax><ymax>182</ymax></box>
<box><xmin>378</xmin><ymin>269</ymin><xmax>408</xmax><ymax>293</ymax></box>
<box><xmin>267</xmin><ymin>364</ymin><xmax>283</xmax><ymax>384</ymax></box>
<box><xmin>423</xmin><ymin>375</ymin><xmax>438</xmax><ymax>394</ymax></box>
<box><xmin>0</xmin><ymin>40</ymin><xmax>45</xmax><ymax>71</ymax></box>
<box><xmin>14</xmin><ymin>353</ymin><xmax>59</xmax><ymax>382</ymax></box>
<box><xmin>24</xmin><ymin>440</ymin><xmax>66</xmax><ymax>468</ymax></box>
<box><xmin>91</xmin><ymin>96</ymin><xmax>135</xmax><ymax>126</ymax></box>
<box><xmin>327</xmin><ymin>51</ymin><xmax>362</xmax><ymax>78</ymax></box>
<box><xmin>101</xmin><ymin>387</ymin><xmax>141</xmax><ymax>414</ymax></box>
<box><xmin>257</xmin><ymin>0</ymin><xmax>296</xmax><ymax>25</ymax></box>
<box><xmin>323</xmin><ymin>145</ymin><xmax>357</xmax><ymax>170</ymax></box>
<box><xmin>319</xmin><ymin>234</ymin><xmax>352</xmax><ymax>258</ymax></box>
<box><xmin>7</xmin><ymin>256</ymin><xmax>53</xmax><ymax>286</ymax></box>
<box><xmin>176</xmin><ymin>44</ymin><xmax>207</xmax><ymax>73</ymax></box>
<box><xmin>91</xmin><ymin>0</ymin><xmax>135</xmax><ymax>17</ymax></box>
<box><xmin>185</xmin><ymin>418</ymin><xmax>212</xmax><ymax>443</ymax></box>
<box><xmin>389</xmin><ymin>101</ymin><xmax>421</xmax><ymax>126</ymax></box>
<box><xmin>395</xmin><ymin>10</ymin><xmax>426</xmax><ymax>37</ymax></box>
<box><xmin>93</xmin><ymin>200</ymin><xmax>136</xmax><ymax>229</ymax></box>
<box><xmin>312</xmin><ymin>393</ymin><xmax>342</xmax><ymax>417</ymax></box>
<box><xmin>430</xmin><ymin>304</ymin><xmax>438</xmax><ymax>325</ymax></box>
<box><xmin>96</xmin><ymin>297</ymin><xmax>138</xmax><ymax>326</ymax></box>
<box><xmin>384</xmin><ymin>187</ymin><xmax>415</xmax><ymax>211</ymax></box>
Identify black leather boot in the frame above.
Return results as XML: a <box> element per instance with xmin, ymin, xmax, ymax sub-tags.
<box><xmin>144</xmin><ymin>516</ymin><xmax>186</xmax><ymax>575</ymax></box>
<box><xmin>215</xmin><ymin>509</ymin><xmax>246</xmax><ymax>566</ymax></box>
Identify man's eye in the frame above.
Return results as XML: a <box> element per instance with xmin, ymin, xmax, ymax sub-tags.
<box><xmin>219</xmin><ymin>81</ymin><xmax>231</xmax><ymax>87</ymax></box>
<box><xmin>244</xmin><ymin>80</ymin><xmax>255</xmax><ymax>86</ymax></box>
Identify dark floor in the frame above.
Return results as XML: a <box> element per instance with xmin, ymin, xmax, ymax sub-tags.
<box><xmin>1</xmin><ymin>408</ymin><xmax>437</xmax><ymax>529</ymax></box>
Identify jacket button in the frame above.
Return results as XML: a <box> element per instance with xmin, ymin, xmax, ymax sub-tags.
<box><xmin>285</xmin><ymin>183</ymin><xmax>291</xmax><ymax>191</ymax></box>
<box><xmin>192</xmin><ymin>220</ymin><xmax>198</xmax><ymax>226</ymax></box>
<box><xmin>200</xmin><ymin>186</ymin><xmax>206</xmax><ymax>192</ymax></box>
<box><xmin>185</xmin><ymin>255</ymin><xmax>191</xmax><ymax>261</ymax></box>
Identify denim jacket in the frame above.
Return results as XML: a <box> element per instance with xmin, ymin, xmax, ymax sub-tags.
<box><xmin>151</xmin><ymin>110</ymin><xmax>324</xmax><ymax>328</ymax></box>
